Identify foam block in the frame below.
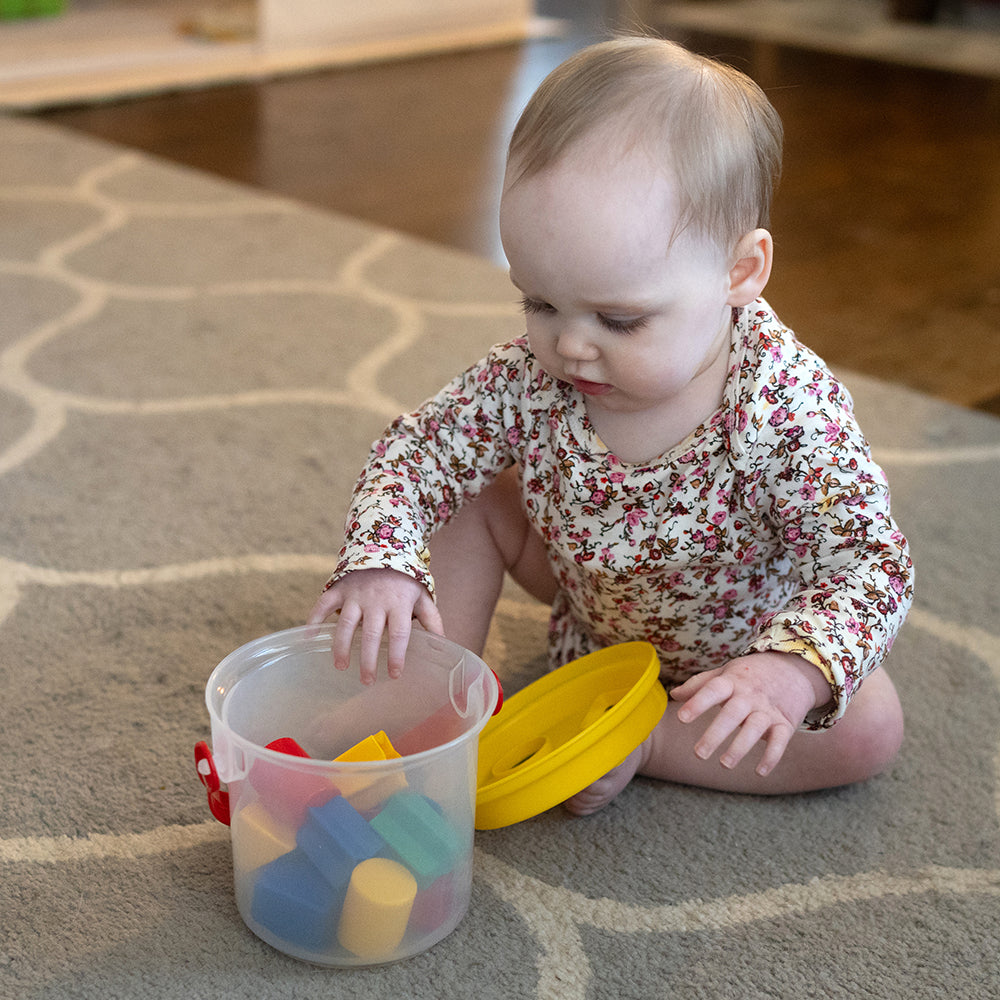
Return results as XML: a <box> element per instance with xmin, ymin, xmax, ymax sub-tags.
<box><xmin>231</xmin><ymin>799</ymin><xmax>296</xmax><ymax>872</ymax></box>
<box><xmin>408</xmin><ymin>872</ymin><xmax>458</xmax><ymax>935</ymax></box>
<box><xmin>369</xmin><ymin>792</ymin><xmax>462</xmax><ymax>888</ymax></box>
<box><xmin>248</xmin><ymin>751</ymin><xmax>335</xmax><ymax>828</ymax></box>
<box><xmin>250</xmin><ymin>849</ymin><xmax>340</xmax><ymax>952</ymax></box>
<box><xmin>297</xmin><ymin>794</ymin><xmax>386</xmax><ymax>889</ymax></box>
<box><xmin>339</xmin><ymin>770</ymin><xmax>409</xmax><ymax>815</ymax></box>
<box><xmin>394</xmin><ymin>702</ymin><xmax>467</xmax><ymax>756</ymax></box>
<box><xmin>333</xmin><ymin>730</ymin><xmax>408</xmax><ymax>814</ymax></box>
<box><xmin>266</xmin><ymin>737</ymin><xmax>310</xmax><ymax>757</ymax></box>
<box><xmin>334</xmin><ymin>731</ymin><xmax>401</xmax><ymax>762</ymax></box>
<box><xmin>337</xmin><ymin>857</ymin><xmax>418</xmax><ymax>961</ymax></box>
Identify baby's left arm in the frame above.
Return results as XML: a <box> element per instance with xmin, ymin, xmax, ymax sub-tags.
<box><xmin>740</xmin><ymin>368</ymin><xmax>913</xmax><ymax>729</ymax></box>
<box><xmin>669</xmin><ymin>651</ymin><xmax>832</xmax><ymax>776</ymax></box>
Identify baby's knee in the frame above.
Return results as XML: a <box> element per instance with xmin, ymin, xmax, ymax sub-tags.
<box><xmin>844</xmin><ymin>670</ymin><xmax>904</xmax><ymax>780</ymax></box>
<box><xmin>857</xmin><ymin>708</ymin><xmax>903</xmax><ymax>780</ymax></box>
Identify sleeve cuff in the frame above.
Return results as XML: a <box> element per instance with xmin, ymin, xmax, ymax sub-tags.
<box><xmin>743</xmin><ymin>633</ymin><xmax>842</xmax><ymax>730</ymax></box>
<box><xmin>323</xmin><ymin>546</ymin><xmax>436</xmax><ymax>597</ymax></box>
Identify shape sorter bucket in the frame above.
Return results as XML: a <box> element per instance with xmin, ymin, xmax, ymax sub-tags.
<box><xmin>196</xmin><ymin>623</ymin><xmax>500</xmax><ymax>967</ymax></box>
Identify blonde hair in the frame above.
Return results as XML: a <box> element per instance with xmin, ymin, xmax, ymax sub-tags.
<box><xmin>506</xmin><ymin>37</ymin><xmax>783</xmax><ymax>255</ymax></box>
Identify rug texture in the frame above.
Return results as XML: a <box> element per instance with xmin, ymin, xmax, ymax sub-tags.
<box><xmin>2</xmin><ymin>115</ymin><xmax>999</xmax><ymax>999</ymax></box>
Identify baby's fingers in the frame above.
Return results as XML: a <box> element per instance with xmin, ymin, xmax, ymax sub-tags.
<box><xmin>356</xmin><ymin>609</ymin><xmax>389</xmax><ymax>685</ymax></box>
<box><xmin>413</xmin><ymin>590</ymin><xmax>444</xmax><ymax>639</ymax></box>
<box><xmin>674</xmin><ymin>671</ymin><xmax>732</xmax><ymax>725</ymax></box>
<box><xmin>716</xmin><ymin>710</ymin><xmax>773</xmax><ymax>770</ymax></box>
<box><xmin>689</xmin><ymin>693</ymin><xmax>748</xmax><ymax>763</ymax></box>
<box><xmin>384</xmin><ymin>606</ymin><xmax>415</xmax><ymax>680</ymax></box>
<box><xmin>330</xmin><ymin>600</ymin><xmax>364</xmax><ymax>672</ymax></box>
<box><xmin>307</xmin><ymin>588</ymin><xmax>342</xmax><ymax>626</ymax></box>
<box><xmin>753</xmin><ymin>721</ymin><xmax>795</xmax><ymax>777</ymax></box>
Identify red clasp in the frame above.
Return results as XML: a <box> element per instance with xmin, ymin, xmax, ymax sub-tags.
<box><xmin>194</xmin><ymin>741</ymin><xmax>231</xmax><ymax>825</ymax></box>
<box><xmin>490</xmin><ymin>669</ymin><xmax>504</xmax><ymax>716</ymax></box>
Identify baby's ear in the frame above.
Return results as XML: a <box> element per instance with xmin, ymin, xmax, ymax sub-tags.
<box><xmin>726</xmin><ymin>229</ymin><xmax>773</xmax><ymax>307</ymax></box>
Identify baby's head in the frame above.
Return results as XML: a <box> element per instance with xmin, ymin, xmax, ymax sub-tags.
<box><xmin>504</xmin><ymin>36</ymin><xmax>783</xmax><ymax>260</ymax></box>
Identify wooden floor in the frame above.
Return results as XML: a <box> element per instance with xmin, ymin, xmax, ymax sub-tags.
<box><xmin>32</xmin><ymin>3</ymin><xmax>1000</xmax><ymax>414</ymax></box>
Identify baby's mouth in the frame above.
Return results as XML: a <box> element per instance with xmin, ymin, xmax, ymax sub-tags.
<box><xmin>571</xmin><ymin>377</ymin><xmax>613</xmax><ymax>396</ymax></box>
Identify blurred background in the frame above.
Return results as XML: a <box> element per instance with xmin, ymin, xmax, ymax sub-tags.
<box><xmin>5</xmin><ymin>0</ymin><xmax>999</xmax><ymax>413</ymax></box>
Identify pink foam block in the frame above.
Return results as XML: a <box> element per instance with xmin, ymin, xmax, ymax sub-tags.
<box><xmin>393</xmin><ymin>703</ymin><xmax>468</xmax><ymax>756</ymax></box>
<box><xmin>248</xmin><ymin>738</ymin><xmax>336</xmax><ymax>827</ymax></box>
<box><xmin>407</xmin><ymin>872</ymin><xmax>458</xmax><ymax>935</ymax></box>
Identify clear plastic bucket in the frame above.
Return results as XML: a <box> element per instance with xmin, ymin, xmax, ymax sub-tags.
<box><xmin>197</xmin><ymin>623</ymin><xmax>500</xmax><ymax>966</ymax></box>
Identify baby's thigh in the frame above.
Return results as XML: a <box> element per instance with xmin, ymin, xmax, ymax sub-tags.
<box><xmin>433</xmin><ymin>464</ymin><xmax>557</xmax><ymax>605</ymax></box>
<box><xmin>490</xmin><ymin>466</ymin><xmax>557</xmax><ymax>605</ymax></box>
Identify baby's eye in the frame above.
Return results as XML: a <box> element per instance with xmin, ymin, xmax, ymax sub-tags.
<box><xmin>520</xmin><ymin>296</ymin><xmax>555</xmax><ymax>316</ymax></box>
<box><xmin>598</xmin><ymin>314</ymin><xmax>648</xmax><ymax>335</ymax></box>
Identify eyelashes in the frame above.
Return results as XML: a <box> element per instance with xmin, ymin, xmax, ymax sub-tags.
<box><xmin>519</xmin><ymin>295</ymin><xmax>553</xmax><ymax>317</ymax></box>
<box><xmin>600</xmin><ymin>314</ymin><xmax>649</xmax><ymax>335</ymax></box>
<box><xmin>519</xmin><ymin>296</ymin><xmax>649</xmax><ymax>335</ymax></box>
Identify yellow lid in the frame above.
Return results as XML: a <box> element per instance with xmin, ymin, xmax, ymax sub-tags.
<box><xmin>474</xmin><ymin>642</ymin><xmax>667</xmax><ymax>829</ymax></box>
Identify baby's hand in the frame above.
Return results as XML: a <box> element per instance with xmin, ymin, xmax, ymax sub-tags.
<box><xmin>669</xmin><ymin>652</ymin><xmax>832</xmax><ymax>777</ymax></box>
<box><xmin>307</xmin><ymin>568</ymin><xmax>443</xmax><ymax>684</ymax></box>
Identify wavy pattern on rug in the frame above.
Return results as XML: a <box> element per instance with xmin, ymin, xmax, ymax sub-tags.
<box><xmin>2</xmin><ymin>115</ymin><xmax>999</xmax><ymax>999</ymax></box>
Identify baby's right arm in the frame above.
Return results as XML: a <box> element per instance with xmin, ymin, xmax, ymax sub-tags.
<box><xmin>310</xmin><ymin>340</ymin><xmax>534</xmax><ymax>682</ymax></box>
<box><xmin>307</xmin><ymin>568</ymin><xmax>443</xmax><ymax>685</ymax></box>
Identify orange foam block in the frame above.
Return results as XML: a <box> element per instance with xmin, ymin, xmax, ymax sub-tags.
<box><xmin>337</xmin><ymin>857</ymin><xmax>417</xmax><ymax>962</ymax></box>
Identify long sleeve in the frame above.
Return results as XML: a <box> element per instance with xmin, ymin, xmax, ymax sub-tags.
<box><xmin>327</xmin><ymin>341</ymin><xmax>534</xmax><ymax>592</ymax></box>
<box><xmin>732</xmin><ymin>310</ymin><xmax>914</xmax><ymax>727</ymax></box>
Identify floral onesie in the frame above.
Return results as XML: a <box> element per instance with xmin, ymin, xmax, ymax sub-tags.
<box><xmin>329</xmin><ymin>299</ymin><xmax>913</xmax><ymax>730</ymax></box>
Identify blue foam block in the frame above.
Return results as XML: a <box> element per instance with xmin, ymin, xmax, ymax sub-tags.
<box><xmin>297</xmin><ymin>794</ymin><xmax>386</xmax><ymax>889</ymax></box>
<box><xmin>250</xmin><ymin>849</ymin><xmax>340</xmax><ymax>952</ymax></box>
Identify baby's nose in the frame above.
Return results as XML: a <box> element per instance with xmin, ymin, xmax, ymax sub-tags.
<box><xmin>555</xmin><ymin>324</ymin><xmax>599</xmax><ymax>361</ymax></box>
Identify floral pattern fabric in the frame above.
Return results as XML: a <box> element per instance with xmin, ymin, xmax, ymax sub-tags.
<box><xmin>330</xmin><ymin>300</ymin><xmax>913</xmax><ymax>729</ymax></box>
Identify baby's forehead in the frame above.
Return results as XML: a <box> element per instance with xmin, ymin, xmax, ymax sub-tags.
<box><xmin>501</xmin><ymin>154</ymin><xmax>722</xmax><ymax>264</ymax></box>
<box><xmin>504</xmin><ymin>120</ymin><xmax>675</xmax><ymax>194</ymax></box>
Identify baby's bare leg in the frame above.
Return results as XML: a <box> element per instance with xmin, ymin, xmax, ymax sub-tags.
<box><xmin>567</xmin><ymin>666</ymin><xmax>904</xmax><ymax>815</ymax></box>
<box><xmin>429</xmin><ymin>465</ymin><xmax>556</xmax><ymax>656</ymax></box>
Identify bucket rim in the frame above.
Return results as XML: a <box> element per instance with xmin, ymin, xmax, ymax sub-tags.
<box><xmin>204</xmin><ymin>622</ymin><xmax>499</xmax><ymax>769</ymax></box>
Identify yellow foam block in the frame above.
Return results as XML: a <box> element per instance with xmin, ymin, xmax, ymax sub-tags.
<box><xmin>334</xmin><ymin>731</ymin><xmax>408</xmax><ymax>813</ymax></box>
<box><xmin>334</xmin><ymin>731</ymin><xmax>401</xmax><ymax>763</ymax></box>
<box><xmin>231</xmin><ymin>799</ymin><xmax>296</xmax><ymax>872</ymax></box>
<box><xmin>337</xmin><ymin>857</ymin><xmax>417</xmax><ymax>961</ymax></box>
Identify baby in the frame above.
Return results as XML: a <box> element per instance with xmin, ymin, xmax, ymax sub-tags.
<box><xmin>309</xmin><ymin>37</ymin><xmax>914</xmax><ymax>815</ymax></box>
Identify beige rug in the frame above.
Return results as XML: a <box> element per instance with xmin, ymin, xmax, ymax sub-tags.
<box><xmin>2</xmin><ymin>114</ymin><xmax>1000</xmax><ymax>998</ymax></box>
